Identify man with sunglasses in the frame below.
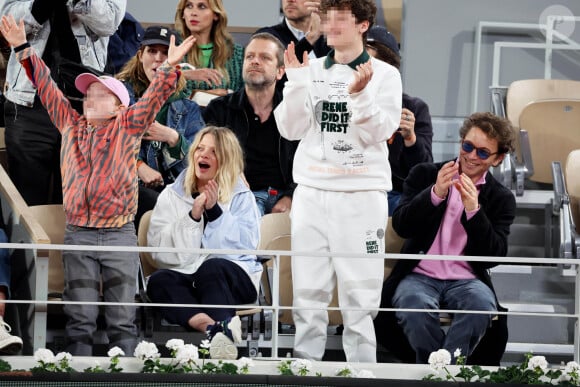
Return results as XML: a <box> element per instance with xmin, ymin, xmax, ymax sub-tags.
<box><xmin>374</xmin><ymin>112</ymin><xmax>516</xmax><ymax>365</ymax></box>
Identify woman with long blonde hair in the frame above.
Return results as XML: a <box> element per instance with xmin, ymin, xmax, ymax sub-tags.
<box><xmin>174</xmin><ymin>0</ymin><xmax>244</xmax><ymax>96</ymax></box>
<box><xmin>146</xmin><ymin>126</ymin><xmax>261</xmax><ymax>360</ymax></box>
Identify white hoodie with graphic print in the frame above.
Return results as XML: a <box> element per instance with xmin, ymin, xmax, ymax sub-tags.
<box><xmin>274</xmin><ymin>52</ymin><xmax>402</xmax><ymax>192</ymax></box>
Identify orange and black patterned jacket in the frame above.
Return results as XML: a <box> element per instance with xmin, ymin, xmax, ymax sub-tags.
<box><xmin>16</xmin><ymin>47</ymin><xmax>179</xmax><ymax>228</ymax></box>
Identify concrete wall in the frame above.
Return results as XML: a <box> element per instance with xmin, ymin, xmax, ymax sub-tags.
<box><xmin>126</xmin><ymin>0</ymin><xmax>279</xmax><ymax>27</ymax></box>
<box><xmin>402</xmin><ymin>0</ymin><xmax>580</xmax><ymax>118</ymax></box>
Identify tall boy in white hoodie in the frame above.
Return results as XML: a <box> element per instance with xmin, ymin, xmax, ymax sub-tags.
<box><xmin>274</xmin><ymin>0</ymin><xmax>402</xmax><ymax>363</ymax></box>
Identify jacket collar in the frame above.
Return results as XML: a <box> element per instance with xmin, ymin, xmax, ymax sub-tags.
<box><xmin>324</xmin><ymin>49</ymin><xmax>370</xmax><ymax>70</ymax></box>
<box><xmin>232</xmin><ymin>86</ymin><xmax>283</xmax><ymax>111</ymax></box>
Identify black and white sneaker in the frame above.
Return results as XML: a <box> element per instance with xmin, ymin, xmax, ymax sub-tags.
<box><xmin>207</xmin><ymin>315</ymin><xmax>242</xmax><ymax>360</ymax></box>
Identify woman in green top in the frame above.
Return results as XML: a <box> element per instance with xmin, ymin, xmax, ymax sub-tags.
<box><xmin>175</xmin><ymin>0</ymin><xmax>244</xmax><ymax>97</ymax></box>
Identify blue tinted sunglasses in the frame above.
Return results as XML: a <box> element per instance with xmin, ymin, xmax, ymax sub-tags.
<box><xmin>461</xmin><ymin>141</ymin><xmax>498</xmax><ymax>160</ymax></box>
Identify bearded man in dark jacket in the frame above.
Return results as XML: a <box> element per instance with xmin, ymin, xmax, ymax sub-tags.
<box><xmin>203</xmin><ymin>32</ymin><xmax>298</xmax><ymax>216</ymax></box>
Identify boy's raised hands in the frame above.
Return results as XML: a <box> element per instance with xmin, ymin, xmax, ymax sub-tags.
<box><xmin>0</xmin><ymin>15</ymin><xmax>26</xmax><ymax>48</ymax></box>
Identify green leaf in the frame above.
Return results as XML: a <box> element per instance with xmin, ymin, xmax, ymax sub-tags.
<box><xmin>0</xmin><ymin>359</ymin><xmax>11</xmax><ymax>372</ymax></box>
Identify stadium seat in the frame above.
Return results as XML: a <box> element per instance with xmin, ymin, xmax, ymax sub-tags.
<box><xmin>492</xmin><ymin>79</ymin><xmax>580</xmax><ymax>195</ymax></box>
<box><xmin>565</xmin><ymin>150</ymin><xmax>580</xmax><ymax>235</ymax></box>
<box><xmin>554</xmin><ymin>150</ymin><xmax>580</xmax><ymax>259</ymax></box>
<box><xmin>27</xmin><ymin>204</ymin><xmax>66</xmax><ymax>298</ymax></box>
<box><xmin>519</xmin><ymin>99</ymin><xmax>580</xmax><ymax>184</ymax></box>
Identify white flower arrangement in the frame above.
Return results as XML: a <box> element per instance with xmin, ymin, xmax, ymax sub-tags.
<box><xmin>165</xmin><ymin>339</ymin><xmax>185</xmax><ymax>353</ymax></box>
<box><xmin>424</xmin><ymin>348</ymin><xmax>580</xmax><ymax>385</ymax></box>
<box><xmin>0</xmin><ymin>341</ymin><xmax>575</xmax><ymax>384</ymax></box>
<box><xmin>527</xmin><ymin>355</ymin><xmax>549</xmax><ymax>372</ymax></box>
<box><xmin>31</xmin><ymin>348</ymin><xmax>73</xmax><ymax>373</ymax></box>
<box><xmin>428</xmin><ymin>348</ymin><xmax>452</xmax><ymax>372</ymax></box>
<box><xmin>132</xmin><ymin>339</ymin><xmax>248</xmax><ymax>374</ymax></box>
<box><xmin>134</xmin><ymin>341</ymin><xmax>161</xmax><ymax>362</ymax></box>
<box><xmin>290</xmin><ymin>358</ymin><xmax>313</xmax><ymax>376</ymax></box>
<box><xmin>278</xmin><ymin>358</ymin><xmax>315</xmax><ymax>376</ymax></box>
<box><xmin>275</xmin><ymin>360</ymin><xmax>375</xmax><ymax>379</ymax></box>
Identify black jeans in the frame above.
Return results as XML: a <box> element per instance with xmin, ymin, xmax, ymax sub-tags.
<box><xmin>4</xmin><ymin>97</ymin><xmax>62</xmax><ymax>205</ymax></box>
<box><xmin>136</xmin><ymin>185</ymin><xmax>160</xmax><ymax>232</ymax></box>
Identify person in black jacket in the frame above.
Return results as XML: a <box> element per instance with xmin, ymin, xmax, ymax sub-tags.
<box><xmin>366</xmin><ymin>26</ymin><xmax>433</xmax><ymax>215</ymax></box>
<box><xmin>203</xmin><ymin>33</ymin><xmax>298</xmax><ymax>215</ymax></box>
<box><xmin>256</xmin><ymin>0</ymin><xmax>330</xmax><ymax>61</ymax></box>
<box><xmin>374</xmin><ymin>112</ymin><xmax>516</xmax><ymax>365</ymax></box>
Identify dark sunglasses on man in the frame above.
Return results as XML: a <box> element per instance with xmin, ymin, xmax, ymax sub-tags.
<box><xmin>461</xmin><ymin>141</ymin><xmax>499</xmax><ymax>160</ymax></box>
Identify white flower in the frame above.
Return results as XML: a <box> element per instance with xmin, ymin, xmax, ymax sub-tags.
<box><xmin>428</xmin><ymin>349</ymin><xmax>452</xmax><ymax>371</ymax></box>
<box><xmin>200</xmin><ymin>339</ymin><xmax>210</xmax><ymax>349</ymax></box>
<box><xmin>174</xmin><ymin>344</ymin><xmax>199</xmax><ymax>364</ymax></box>
<box><xmin>290</xmin><ymin>359</ymin><xmax>312</xmax><ymax>375</ymax></box>
<box><xmin>55</xmin><ymin>352</ymin><xmax>72</xmax><ymax>362</ymax></box>
<box><xmin>527</xmin><ymin>355</ymin><xmax>548</xmax><ymax>371</ymax></box>
<box><xmin>107</xmin><ymin>347</ymin><xmax>125</xmax><ymax>358</ymax></box>
<box><xmin>566</xmin><ymin>361</ymin><xmax>580</xmax><ymax>373</ymax></box>
<box><xmin>34</xmin><ymin>348</ymin><xmax>56</xmax><ymax>364</ymax></box>
<box><xmin>355</xmin><ymin>369</ymin><xmax>376</xmax><ymax>379</ymax></box>
<box><xmin>454</xmin><ymin>348</ymin><xmax>462</xmax><ymax>358</ymax></box>
<box><xmin>238</xmin><ymin>357</ymin><xmax>254</xmax><ymax>369</ymax></box>
<box><xmin>560</xmin><ymin>360</ymin><xmax>580</xmax><ymax>382</ymax></box>
<box><xmin>134</xmin><ymin>341</ymin><xmax>160</xmax><ymax>361</ymax></box>
<box><xmin>165</xmin><ymin>339</ymin><xmax>185</xmax><ymax>352</ymax></box>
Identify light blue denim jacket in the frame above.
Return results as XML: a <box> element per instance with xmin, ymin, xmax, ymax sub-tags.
<box><xmin>1</xmin><ymin>0</ymin><xmax>126</xmax><ymax>107</ymax></box>
<box><xmin>125</xmin><ymin>82</ymin><xmax>205</xmax><ymax>184</ymax></box>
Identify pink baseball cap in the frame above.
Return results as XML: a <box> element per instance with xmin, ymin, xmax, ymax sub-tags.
<box><xmin>75</xmin><ymin>73</ymin><xmax>130</xmax><ymax>106</ymax></box>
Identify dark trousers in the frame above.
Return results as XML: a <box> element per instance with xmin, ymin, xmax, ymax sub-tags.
<box><xmin>4</xmin><ymin>98</ymin><xmax>63</xmax><ymax>205</ymax></box>
<box><xmin>63</xmin><ymin>223</ymin><xmax>139</xmax><ymax>356</ymax></box>
<box><xmin>147</xmin><ymin>259</ymin><xmax>257</xmax><ymax>329</ymax></box>
<box><xmin>136</xmin><ymin>185</ymin><xmax>160</xmax><ymax>232</ymax></box>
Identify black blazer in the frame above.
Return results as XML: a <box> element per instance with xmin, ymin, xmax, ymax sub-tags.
<box><xmin>388</xmin><ymin>93</ymin><xmax>433</xmax><ymax>192</ymax></box>
<box><xmin>375</xmin><ymin>161</ymin><xmax>516</xmax><ymax>365</ymax></box>
<box><xmin>256</xmin><ymin>19</ymin><xmax>330</xmax><ymax>60</ymax></box>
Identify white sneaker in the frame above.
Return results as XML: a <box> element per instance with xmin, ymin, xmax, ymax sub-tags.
<box><xmin>0</xmin><ymin>317</ymin><xmax>22</xmax><ymax>354</ymax></box>
<box><xmin>226</xmin><ymin>315</ymin><xmax>242</xmax><ymax>344</ymax></box>
<box><xmin>209</xmin><ymin>332</ymin><xmax>238</xmax><ymax>360</ymax></box>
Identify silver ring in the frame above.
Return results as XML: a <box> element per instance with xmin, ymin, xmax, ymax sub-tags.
<box><xmin>405</xmin><ymin>114</ymin><xmax>411</xmax><ymax>121</ymax></box>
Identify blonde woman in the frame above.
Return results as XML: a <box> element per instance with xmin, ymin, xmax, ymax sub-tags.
<box><xmin>175</xmin><ymin>0</ymin><xmax>244</xmax><ymax>95</ymax></box>
<box><xmin>146</xmin><ymin>126</ymin><xmax>261</xmax><ymax>360</ymax></box>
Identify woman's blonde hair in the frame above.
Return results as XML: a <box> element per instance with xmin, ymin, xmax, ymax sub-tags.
<box><xmin>184</xmin><ymin>126</ymin><xmax>244</xmax><ymax>203</ymax></box>
<box><xmin>116</xmin><ymin>44</ymin><xmax>187</xmax><ymax>98</ymax></box>
<box><xmin>174</xmin><ymin>0</ymin><xmax>233</xmax><ymax>84</ymax></box>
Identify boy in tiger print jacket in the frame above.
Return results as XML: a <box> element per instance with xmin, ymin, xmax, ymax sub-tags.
<box><xmin>0</xmin><ymin>14</ymin><xmax>195</xmax><ymax>355</ymax></box>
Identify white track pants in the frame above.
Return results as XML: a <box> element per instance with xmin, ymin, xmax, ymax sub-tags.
<box><xmin>291</xmin><ymin>185</ymin><xmax>387</xmax><ymax>363</ymax></box>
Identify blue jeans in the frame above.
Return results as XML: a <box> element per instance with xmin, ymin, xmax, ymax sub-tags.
<box><xmin>392</xmin><ymin>273</ymin><xmax>496</xmax><ymax>363</ymax></box>
<box><xmin>387</xmin><ymin>190</ymin><xmax>401</xmax><ymax>216</ymax></box>
<box><xmin>253</xmin><ymin>188</ymin><xmax>283</xmax><ymax>216</ymax></box>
